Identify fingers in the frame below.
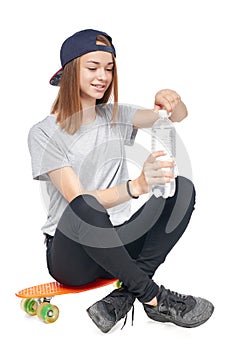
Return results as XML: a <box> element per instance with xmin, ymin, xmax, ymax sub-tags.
<box><xmin>154</xmin><ymin>89</ymin><xmax>181</xmax><ymax>113</ymax></box>
<box><xmin>153</xmin><ymin>105</ymin><xmax>161</xmax><ymax>113</ymax></box>
<box><xmin>153</xmin><ymin>159</ymin><xmax>175</xmax><ymax>170</ymax></box>
<box><xmin>147</xmin><ymin>168</ymin><xmax>174</xmax><ymax>180</ymax></box>
<box><xmin>146</xmin><ymin>161</ymin><xmax>174</xmax><ymax>176</ymax></box>
<box><xmin>145</xmin><ymin>168</ymin><xmax>174</xmax><ymax>187</ymax></box>
<box><xmin>144</xmin><ymin>152</ymin><xmax>175</xmax><ymax>187</ymax></box>
<box><xmin>147</xmin><ymin>151</ymin><xmax>174</xmax><ymax>167</ymax></box>
<box><xmin>147</xmin><ymin>150</ymin><xmax>166</xmax><ymax>163</ymax></box>
<box><xmin>163</xmin><ymin>94</ymin><xmax>180</xmax><ymax>113</ymax></box>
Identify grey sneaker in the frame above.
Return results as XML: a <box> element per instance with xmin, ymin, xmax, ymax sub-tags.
<box><xmin>86</xmin><ymin>287</ymin><xmax>135</xmax><ymax>333</ymax></box>
<box><xmin>144</xmin><ymin>285</ymin><xmax>214</xmax><ymax>328</ymax></box>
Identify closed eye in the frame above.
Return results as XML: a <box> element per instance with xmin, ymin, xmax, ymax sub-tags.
<box><xmin>86</xmin><ymin>60</ymin><xmax>114</xmax><ymax>72</ymax></box>
<box><xmin>87</xmin><ymin>67</ymin><xmax>113</xmax><ymax>72</ymax></box>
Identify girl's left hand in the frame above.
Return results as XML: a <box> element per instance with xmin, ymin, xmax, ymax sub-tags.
<box><xmin>154</xmin><ymin>89</ymin><xmax>181</xmax><ymax>113</ymax></box>
<box><xmin>154</xmin><ymin>89</ymin><xmax>188</xmax><ymax>122</ymax></box>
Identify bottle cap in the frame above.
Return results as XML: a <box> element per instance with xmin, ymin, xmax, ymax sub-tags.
<box><xmin>158</xmin><ymin>110</ymin><xmax>168</xmax><ymax>119</ymax></box>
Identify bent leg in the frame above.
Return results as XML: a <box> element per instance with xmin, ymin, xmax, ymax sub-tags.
<box><xmin>46</xmin><ymin>230</ymin><xmax>114</xmax><ymax>286</ymax></box>
<box><xmin>118</xmin><ymin>176</ymin><xmax>196</xmax><ymax>278</ymax></box>
<box><xmin>47</xmin><ymin>194</ymin><xmax>159</xmax><ymax>303</ymax></box>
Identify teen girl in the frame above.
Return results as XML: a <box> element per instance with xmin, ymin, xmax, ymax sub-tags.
<box><xmin>28</xmin><ymin>29</ymin><xmax>214</xmax><ymax>332</ymax></box>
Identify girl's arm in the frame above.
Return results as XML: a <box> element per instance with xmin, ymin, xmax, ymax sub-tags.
<box><xmin>48</xmin><ymin>151</ymin><xmax>174</xmax><ymax>209</ymax></box>
<box><xmin>48</xmin><ymin>166</ymin><xmax>141</xmax><ymax>208</ymax></box>
<box><xmin>133</xmin><ymin>89</ymin><xmax>188</xmax><ymax>129</ymax></box>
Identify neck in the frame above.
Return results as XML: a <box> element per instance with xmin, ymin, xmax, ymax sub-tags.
<box><xmin>81</xmin><ymin>99</ymin><xmax>97</xmax><ymax>125</ymax></box>
<box><xmin>82</xmin><ymin>103</ymin><xmax>96</xmax><ymax>125</ymax></box>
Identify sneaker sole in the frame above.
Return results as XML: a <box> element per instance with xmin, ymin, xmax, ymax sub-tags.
<box><xmin>146</xmin><ymin>304</ymin><xmax>214</xmax><ymax>328</ymax></box>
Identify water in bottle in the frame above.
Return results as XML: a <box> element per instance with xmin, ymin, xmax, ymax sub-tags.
<box><xmin>151</xmin><ymin>109</ymin><xmax>176</xmax><ymax>198</ymax></box>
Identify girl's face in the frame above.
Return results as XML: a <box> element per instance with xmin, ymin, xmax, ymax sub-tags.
<box><xmin>79</xmin><ymin>49</ymin><xmax>114</xmax><ymax>104</ymax></box>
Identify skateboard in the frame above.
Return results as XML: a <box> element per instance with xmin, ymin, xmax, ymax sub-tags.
<box><xmin>16</xmin><ymin>278</ymin><xmax>119</xmax><ymax>323</ymax></box>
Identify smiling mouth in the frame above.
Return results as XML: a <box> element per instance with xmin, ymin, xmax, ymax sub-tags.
<box><xmin>91</xmin><ymin>84</ymin><xmax>106</xmax><ymax>91</ymax></box>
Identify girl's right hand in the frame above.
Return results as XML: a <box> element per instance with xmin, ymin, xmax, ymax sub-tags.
<box><xmin>132</xmin><ymin>151</ymin><xmax>175</xmax><ymax>196</ymax></box>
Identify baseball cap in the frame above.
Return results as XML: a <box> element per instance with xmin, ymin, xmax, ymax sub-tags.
<box><xmin>49</xmin><ymin>29</ymin><xmax>116</xmax><ymax>86</ymax></box>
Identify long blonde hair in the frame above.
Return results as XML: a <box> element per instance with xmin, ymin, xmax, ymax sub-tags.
<box><xmin>51</xmin><ymin>35</ymin><xmax>118</xmax><ymax>134</ymax></box>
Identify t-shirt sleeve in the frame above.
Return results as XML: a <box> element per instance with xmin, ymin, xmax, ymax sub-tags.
<box><xmin>28</xmin><ymin>124</ymin><xmax>71</xmax><ymax>181</ymax></box>
<box><xmin>117</xmin><ymin>104</ymin><xmax>139</xmax><ymax>145</ymax></box>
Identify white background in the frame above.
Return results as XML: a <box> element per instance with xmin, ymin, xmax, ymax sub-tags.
<box><xmin>1</xmin><ymin>0</ymin><xmax>232</xmax><ymax>348</ymax></box>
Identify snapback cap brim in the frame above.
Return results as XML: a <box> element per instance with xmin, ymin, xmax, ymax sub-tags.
<box><xmin>49</xmin><ymin>68</ymin><xmax>63</xmax><ymax>86</ymax></box>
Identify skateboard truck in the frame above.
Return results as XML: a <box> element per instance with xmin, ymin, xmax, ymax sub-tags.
<box><xmin>20</xmin><ymin>296</ymin><xmax>59</xmax><ymax>323</ymax></box>
<box><xmin>17</xmin><ymin>279</ymin><xmax>120</xmax><ymax>323</ymax></box>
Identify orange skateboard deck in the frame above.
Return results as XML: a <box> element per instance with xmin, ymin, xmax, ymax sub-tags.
<box><xmin>16</xmin><ymin>278</ymin><xmax>118</xmax><ymax>323</ymax></box>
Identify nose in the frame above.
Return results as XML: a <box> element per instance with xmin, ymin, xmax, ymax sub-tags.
<box><xmin>97</xmin><ymin>68</ymin><xmax>107</xmax><ymax>81</ymax></box>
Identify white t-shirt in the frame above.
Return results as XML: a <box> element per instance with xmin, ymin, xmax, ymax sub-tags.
<box><xmin>28</xmin><ymin>103</ymin><xmax>139</xmax><ymax>235</ymax></box>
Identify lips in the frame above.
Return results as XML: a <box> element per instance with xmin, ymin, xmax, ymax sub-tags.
<box><xmin>91</xmin><ymin>84</ymin><xmax>106</xmax><ymax>92</ymax></box>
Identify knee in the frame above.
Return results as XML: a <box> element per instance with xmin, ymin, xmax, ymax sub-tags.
<box><xmin>70</xmin><ymin>194</ymin><xmax>106</xmax><ymax>214</ymax></box>
<box><xmin>165</xmin><ymin>176</ymin><xmax>196</xmax><ymax>234</ymax></box>
<box><xmin>68</xmin><ymin>194</ymin><xmax>111</xmax><ymax>228</ymax></box>
<box><xmin>176</xmin><ymin>175</ymin><xmax>195</xmax><ymax>189</ymax></box>
<box><xmin>176</xmin><ymin>176</ymin><xmax>196</xmax><ymax>206</ymax></box>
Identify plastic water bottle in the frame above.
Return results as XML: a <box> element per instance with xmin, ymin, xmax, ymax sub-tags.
<box><xmin>151</xmin><ymin>109</ymin><xmax>176</xmax><ymax>198</ymax></box>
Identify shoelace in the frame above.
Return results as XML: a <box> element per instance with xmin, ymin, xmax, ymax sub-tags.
<box><xmin>104</xmin><ymin>287</ymin><xmax>135</xmax><ymax>330</ymax></box>
<box><xmin>161</xmin><ymin>288</ymin><xmax>189</xmax><ymax>316</ymax></box>
<box><xmin>121</xmin><ymin>304</ymin><xmax>135</xmax><ymax>330</ymax></box>
<box><xmin>167</xmin><ymin>289</ymin><xmax>187</xmax><ymax>299</ymax></box>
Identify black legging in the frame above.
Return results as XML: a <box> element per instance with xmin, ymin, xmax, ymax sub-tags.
<box><xmin>46</xmin><ymin>176</ymin><xmax>195</xmax><ymax>303</ymax></box>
